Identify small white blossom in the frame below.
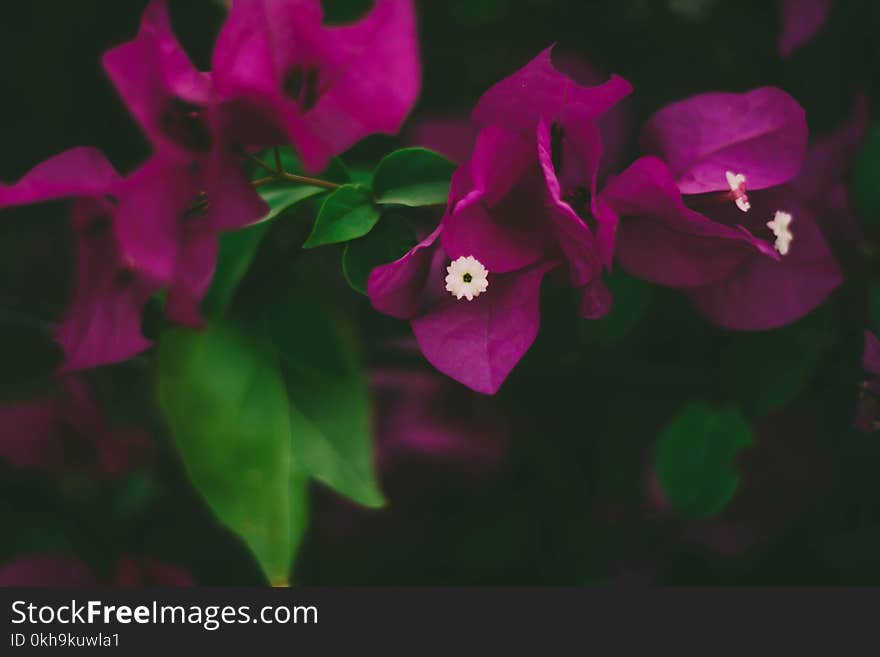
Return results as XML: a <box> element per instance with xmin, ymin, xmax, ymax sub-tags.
<box><xmin>766</xmin><ymin>210</ymin><xmax>794</xmax><ymax>255</ymax></box>
<box><xmin>725</xmin><ymin>170</ymin><xmax>751</xmax><ymax>213</ymax></box>
<box><xmin>445</xmin><ymin>256</ymin><xmax>489</xmax><ymax>301</ymax></box>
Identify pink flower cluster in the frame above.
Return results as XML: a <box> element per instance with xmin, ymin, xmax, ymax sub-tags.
<box><xmin>0</xmin><ymin>0</ymin><xmax>419</xmax><ymax>370</ymax></box>
<box><xmin>370</xmin><ymin>49</ymin><xmax>855</xmax><ymax>393</ymax></box>
<box><xmin>0</xmin><ymin>1</ymin><xmax>861</xmax><ymax>399</ymax></box>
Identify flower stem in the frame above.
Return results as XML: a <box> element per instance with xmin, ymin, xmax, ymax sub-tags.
<box><xmin>247</xmin><ymin>151</ymin><xmax>341</xmax><ymax>190</ymax></box>
<box><xmin>277</xmin><ymin>171</ymin><xmax>340</xmax><ymax>190</ymax></box>
<box><xmin>247</xmin><ymin>151</ymin><xmax>278</xmax><ymax>176</ymax></box>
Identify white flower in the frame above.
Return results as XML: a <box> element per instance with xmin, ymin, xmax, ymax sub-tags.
<box><xmin>445</xmin><ymin>256</ymin><xmax>489</xmax><ymax>301</ymax></box>
<box><xmin>766</xmin><ymin>210</ymin><xmax>794</xmax><ymax>255</ymax></box>
<box><xmin>725</xmin><ymin>170</ymin><xmax>751</xmax><ymax>213</ymax></box>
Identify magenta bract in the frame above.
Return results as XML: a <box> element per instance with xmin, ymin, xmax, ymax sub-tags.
<box><xmin>602</xmin><ymin>87</ymin><xmax>842</xmax><ymax>330</ymax></box>
<box><xmin>212</xmin><ymin>0</ymin><xmax>420</xmax><ymax>174</ymax></box>
<box><xmin>369</xmin><ymin>48</ymin><xmax>631</xmax><ymax>393</ymax></box>
<box><xmin>0</xmin><ymin>149</ymin><xmax>156</xmax><ymax>370</ymax></box>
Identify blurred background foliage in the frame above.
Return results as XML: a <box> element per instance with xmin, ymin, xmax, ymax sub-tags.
<box><xmin>1</xmin><ymin>0</ymin><xmax>879</xmax><ymax>585</ymax></box>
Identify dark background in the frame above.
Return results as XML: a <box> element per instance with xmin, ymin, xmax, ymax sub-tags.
<box><xmin>1</xmin><ymin>0</ymin><xmax>879</xmax><ymax>585</ymax></box>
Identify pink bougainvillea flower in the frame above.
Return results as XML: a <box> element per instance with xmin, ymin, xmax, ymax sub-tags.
<box><xmin>0</xmin><ymin>376</ymin><xmax>152</xmax><ymax>479</ymax></box>
<box><xmin>472</xmin><ymin>46</ymin><xmax>632</xmax><ymax>272</ymax></box>
<box><xmin>313</xmin><ymin>369</ymin><xmax>508</xmax><ymax>542</ymax></box>
<box><xmin>408</xmin><ymin>52</ymin><xmax>631</xmax><ymax>174</ymax></box>
<box><xmin>408</xmin><ymin>117</ymin><xmax>477</xmax><ymax>165</ymax></box>
<box><xmin>601</xmin><ymin>87</ymin><xmax>842</xmax><ymax>330</ymax></box>
<box><xmin>0</xmin><ymin>149</ymin><xmax>156</xmax><ymax>370</ymax></box>
<box><xmin>792</xmin><ymin>95</ymin><xmax>867</xmax><ymax>254</ymax></box>
<box><xmin>369</xmin><ymin>49</ymin><xmax>631</xmax><ymax>392</ymax></box>
<box><xmin>369</xmin><ymin>224</ymin><xmax>556</xmax><ymax>395</ymax></box>
<box><xmin>0</xmin><ymin>555</ymin><xmax>96</xmax><ymax>587</ymax></box>
<box><xmin>114</xmin><ymin>557</ymin><xmax>195</xmax><ymax>587</ymax></box>
<box><xmin>472</xmin><ymin>46</ymin><xmax>631</xmax><ymax>138</ymax></box>
<box><xmin>856</xmin><ymin>331</ymin><xmax>880</xmax><ymax>432</ymax></box>
<box><xmin>103</xmin><ymin>0</ymin><xmax>267</xmax><ymax>326</ymax></box>
<box><xmin>371</xmin><ymin>369</ymin><xmax>507</xmax><ymax>489</ymax></box>
<box><xmin>639</xmin><ymin>87</ymin><xmax>807</xmax><ymax>194</ymax></box>
<box><xmin>212</xmin><ymin>0</ymin><xmax>420</xmax><ymax>174</ymax></box>
<box><xmin>778</xmin><ymin>0</ymin><xmax>832</xmax><ymax>57</ymax></box>
<box><xmin>0</xmin><ymin>555</ymin><xmax>193</xmax><ymax>587</ymax></box>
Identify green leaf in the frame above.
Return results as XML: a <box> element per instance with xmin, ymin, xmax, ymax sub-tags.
<box><xmin>655</xmin><ymin>403</ymin><xmax>752</xmax><ymax>518</ymax></box>
<box><xmin>723</xmin><ymin>308</ymin><xmax>828</xmax><ymax>419</ymax></box>
<box><xmin>303</xmin><ymin>184</ymin><xmax>380</xmax><ymax>248</ymax></box>
<box><xmin>157</xmin><ymin>323</ymin><xmax>307</xmax><ymax>584</ymax></box>
<box><xmin>266</xmin><ymin>277</ymin><xmax>385</xmax><ymax>508</ymax></box>
<box><xmin>201</xmin><ymin>222</ymin><xmax>270</xmax><ymax>318</ymax></box>
<box><xmin>854</xmin><ymin>122</ymin><xmax>880</xmax><ymax>229</ymax></box>
<box><xmin>343</xmin><ymin>209</ymin><xmax>417</xmax><ymax>294</ymax></box>
<box><xmin>372</xmin><ymin>147</ymin><xmax>456</xmax><ymax>207</ymax></box>
<box><xmin>257</xmin><ymin>184</ymin><xmax>326</xmax><ymax>224</ymax></box>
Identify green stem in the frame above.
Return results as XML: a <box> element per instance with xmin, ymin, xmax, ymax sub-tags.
<box><xmin>247</xmin><ymin>151</ymin><xmax>341</xmax><ymax>190</ymax></box>
<box><xmin>252</xmin><ymin>173</ymin><xmax>340</xmax><ymax>191</ymax></box>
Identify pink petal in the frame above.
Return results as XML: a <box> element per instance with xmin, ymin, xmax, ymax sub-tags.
<box><xmin>536</xmin><ymin>117</ymin><xmax>603</xmax><ymax>285</ymax></box>
<box><xmin>441</xmin><ymin>127</ymin><xmax>550</xmax><ymax>274</ymax></box>
<box><xmin>103</xmin><ymin>0</ymin><xmax>213</xmax><ymax>155</ymax></box>
<box><xmin>778</xmin><ymin>0</ymin><xmax>832</xmax><ymax>57</ymax></box>
<box><xmin>0</xmin><ymin>555</ymin><xmax>96</xmax><ymax>587</ymax></box>
<box><xmin>56</xmin><ymin>201</ymin><xmax>155</xmax><ymax>371</ymax></box>
<box><xmin>115</xmin><ymin>557</ymin><xmax>194</xmax><ymax>586</ymax></box>
<box><xmin>411</xmin><ymin>261</ymin><xmax>557</xmax><ymax>395</ymax></box>
<box><xmin>213</xmin><ymin>0</ymin><xmax>420</xmax><ymax>173</ymax></box>
<box><xmin>601</xmin><ymin>157</ymin><xmax>775</xmax><ymax>287</ymax></box>
<box><xmin>408</xmin><ymin>117</ymin><xmax>478</xmax><ymax>165</ymax></box>
<box><xmin>368</xmin><ymin>226</ymin><xmax>444</xmax><ymax>320</ymax></box>
<box><xmin>164</xmin><ymin>226</ymin><xmax>219</xmax><ymax>328</ymax></box>
<box><xmin>579</xmin><ymin>278</ymin><xmax>613</xmax><ymax>319</ymax></box>
<box><xmin>204</xmin><ymin>148</ymin><xmax>268</xmax><ymax>232</ymax></box>
<box><xmin>0</xmin><ymin>148</ymin><xmax>119</xmax><ymax>207</ymax></box>
<box><xmin>472</xmin><ymin>45</ymin><xmax>632</xmax><ymax>135</ymax></box>
<box><xmin>112</xmin><ymin>156</ymin><xmax>199</xmax><ymax>286</ymax></box>
<box><xmin>641</xmin><ymin>87</ymin><xmax>807</xmax><ymax>194</ymax></box>
<box><xmin>688</xmin><ymin>193</ymin><xmax>842</xmax><ymax>330</ymax></box>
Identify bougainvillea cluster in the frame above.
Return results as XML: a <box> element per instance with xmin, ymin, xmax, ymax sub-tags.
<box><xmin>0</xmin><ymin>0</ymin><xmax>418</xmax><ymax>369</ymax></box>
<box><xmin>0</xmin><ymin>0</ymin><xmax>875</xmax><ymax>586</ymax></box>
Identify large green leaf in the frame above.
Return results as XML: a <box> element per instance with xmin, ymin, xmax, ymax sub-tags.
<box><xmin>655</xmin><ymin>403</ymin><xmax>752</xmax><ymax>518</ymax></box>
<box><xmin>266</xmin><ymin>279</ymin><xmax>385</xmax><ymax>508</ymax></box>
<box><xmin>157</xmin><ymin>323</ymin><xmax>307</xmax><ymax>585</ymax></box>
<box><xmin>342</xmin><ymin>209</ymin><xmax>417</xmax><ymax>294</ymax></box>
<box><xmin>723</xmin><ymin>308</ymin><xmax>828</xmax><ymax>419</ymax></box>
<box><xmin>372</xmin><ymin>148</ymin><xmax>455</xmax><ymax>207</ymax></box>
<box><xmin>303</xmin><ymin>184</ymin><xmax>380</xmax><ymax>248</ymax></box>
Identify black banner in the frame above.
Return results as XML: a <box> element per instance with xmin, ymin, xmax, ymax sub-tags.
<box><xmin>0</xmin><ymin>588</ymin><xmax>876</xmax><ymax>653</ymax></box>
